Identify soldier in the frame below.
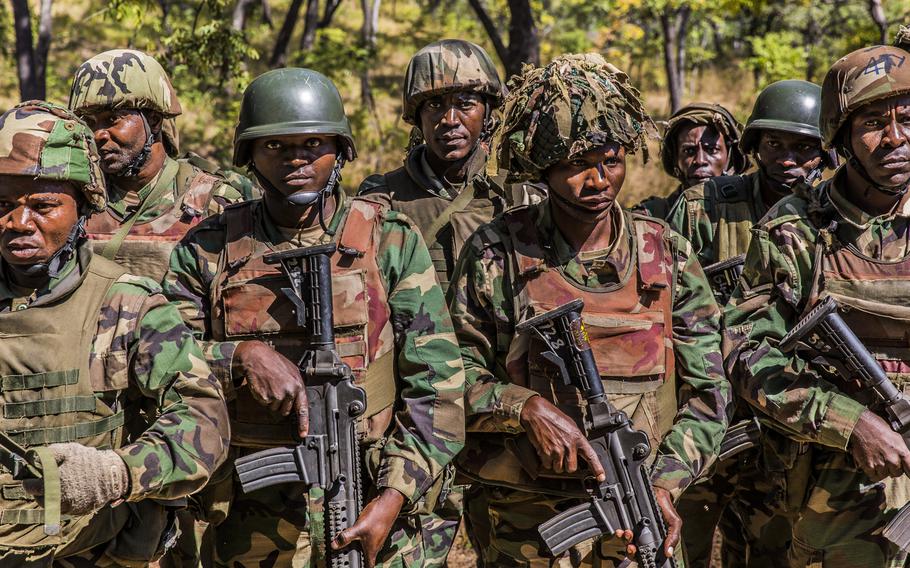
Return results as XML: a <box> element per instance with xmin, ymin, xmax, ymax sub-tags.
<box><xmin>68</xmin><ymin>49</ymin><xmax>250</xmax><ymax>282</ymax></box>
<box><xmin>357</xmin><ymin>38</ymin><xmax>539</xmax><ymax>564</ymax></box>
<box><xmin>634</xmin><ymin>103</ymin><xmax>748</xmax><ymax>219</ymax></box>
<box><xmin>724</xmin><ymin>39</ymin><xmax>910</xmax><ymax>567</ymax></box>
<box><xmin>666</xmin><ymin>80</ymin><xmax>832</xmax><ymax>269</ymax></box>
<box><xmin>666</xmin><ymin>79</ymin><xmax>831</xmax><ymax>568</ymax></box>
<box><xmin>162</xmin><ymin>68</ymin><xmax>465</xmax><ymax>567</ymax></box>
<box><xmin>448</xmin><ymin>53</ymin><xmax>731</xmax><ymax>566</ymax></box>
<box><xmin>0</xmin><ymin>101</ymin><xmax>228</xmax><ymax>565</ymax></box>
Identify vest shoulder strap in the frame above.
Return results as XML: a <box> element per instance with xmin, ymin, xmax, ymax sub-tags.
<box><xmin>223</xmin><ymin>201</ymin><xmax>258</xmax><ymax>267</ymax></box>
<box><xmin>339</xmin><ymin>198</ymin><xmax>386</xmax><ymax>255</ymax></box>
<box><xmin>629</xmin><ymin>213</ymin><xmax>674</xmax><ymax>291</ymax></box>
<box><xmin>176</xmin><ymin>160</ymin><xmax>220</xmax><ymax>217</ymax></box>
<box><xmin>705</xmin><ymin>175</ymin><xmax>752</xmax><ymax>204</ymax></box>
<box><xmin>502</xmin><ymin>206</ymin><xmax>549</xmax><ymax>277</ymax></box>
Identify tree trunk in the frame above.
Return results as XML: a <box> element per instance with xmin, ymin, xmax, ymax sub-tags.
<box><xmin>232</xmin><ymin>0</ymin><xmax>254</xmax><ymax>30</ymax></box>
<box><xmin>269</xmin><ymin>0</ymin><xmax>304</xmax><ymax>67</ymax></box>
<box><xmin>359</xmin><ymin>0</ymin><xmax>381</xmax><ymax>114</ymax></box>
<box><xmin>11</xmin><ymin>0</ymin><xmax>44</xmax><ymax>101</ymax></box>
<box><xmin>466</xmin><ymin>0</ymin><xmax>509</xmax><ymax>67</ymax></box>
<box><xmin>505</xmin><ymin>0</ymin><xmax>538</xmax><ymax>78</ymax></box>
<box><xmin>660</xmin><ymin>6</ymin><xmax>689</xmax><ymax>113</ymax></box>
<box><xmin>868</xmin><ymin>0</ymin><xmax>887</xmax><ymax>45</ymax></box>
<box><xmin>320</xmin><ymin>0</ymin><xmax>342</xmax><ymax>27</ymax></box>
<box><xmin>35</xmin><ymin>0</ymin><xmax>52</xmax><ymax>96</ymax></box>
<box><xmin>299</xmin><ymin>0</ymin><xmax>320</xmax><ymax>50</ymax></box>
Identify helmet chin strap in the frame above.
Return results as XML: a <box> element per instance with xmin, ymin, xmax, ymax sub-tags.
<box><xmin>122</xmin><ymin>112</ymin><xmax>155</xmax><ymax>178</ymax></box>
<box><xmin>252</xmin><ymin>154</ymin><xmax>346</xmax><ymax>236</ymax></box>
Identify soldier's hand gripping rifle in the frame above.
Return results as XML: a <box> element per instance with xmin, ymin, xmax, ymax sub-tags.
<box><xmin>515</xmin><ymin>299</ymin><xmax>677</xmax><ymax>568</ymax></box>
<box><xmin>778</xmin><ymin>296</ymin><xmax>910</xmax><ymax>552</ymax></box>
<box><xmin>234</xmin><ymin>243</ymin><xmax>366</xmax><ymax>568</ymax></box>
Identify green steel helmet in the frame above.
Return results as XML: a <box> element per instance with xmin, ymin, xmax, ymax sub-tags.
<box><xmin>233</xmin><ymin>68</ymin><xmax>356</xmax><ymax>167</ymax></box>
<box><xmin>659</xmin><ymin>102</ymin><xmax>748</xmax><ymax>178</ymax></box>
<box><xmin>489</xmin><ymin>53</ymin><xmax>656</xmax><ymax>182</ymax></box>
<box><xmin>740</xmin><ymin>80</ymin><xmax>823</xmax><ymax>154</ymax></box>
<box><xmin>0</xmin><ymin>100</ymin><xmax>106</xmax><ymax>211</ymax></box>
<box><xmin>69</xmin><ymin>49</ymin><xmax>182</xmax><ymax>156</ymax></box>
<box><xmin>820</xmin><ymin>44</ymin><xmax>910</xmax><ymax>150</ymax></box>
<box><xmin>402</xmin><ymin>39</ymin><xmax>505</xmax><ymax>125</ymax></box>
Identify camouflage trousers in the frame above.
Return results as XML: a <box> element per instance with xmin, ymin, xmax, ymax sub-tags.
<box><xmin>418</xmin><ymin>481</ymin><xmax>464</xmax><ymax>567</ymax></box>
<box><xmin>676</xmin><ymin>447</ymin><xmax>791</xmax><ymax>567</ymax></box>
<box><xmin>464</xmin><ymin>484</ymin><xmax>685</xmax><ymax>567</ymax></box>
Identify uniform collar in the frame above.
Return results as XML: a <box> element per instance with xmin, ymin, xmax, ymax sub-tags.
<box><xmin>828</xmin><ymin>168</ymin><xmax>910</xmax><ymax>229</ymax></box>
<box><xmin>405</xmin><ymin>144</ymin><xmax>490</xmax><ymax>201</ymax></box>
<box><xmin>259</xmin><ymin>189</ymin><xmax>348</xmax><ymax>247</ymax></box>
<box><xmin>106</xmin><ymin>156</ymin><xmax>180</xmax><ymax>221</ymax></box>
<box><xmin>541</xmin><ymin>200</ymin><xmax>630</xmax><ymax>279</ymax></box>
<box><xmin>0</xmin><ymin>242</ymin><xmax>90</xmax><ymax>309</ymax></box>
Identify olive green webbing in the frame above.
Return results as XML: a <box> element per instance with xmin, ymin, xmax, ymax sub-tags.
<box><xmin>4</xmin><ymin>396</ymin><xmax>98</xmax><ymax>419</ymax></box>
<box><xmin>1</xmin><ymin>370</ymin><xmax>79</xmax><ymax>391</ymax></box>
<box><xmin>30</xmin><ymin>446</ymin><xmax>61</xmax><ymax>535</ymax></box>
<box><xmin>7</xmin><ymin>411</ymin><xmax>124</xmax><ymax>446</ymax></box>
<box><xmin>420</xmin><ymin>185</ymin><xmax>477</xmax><ymax>250</ymax></box>
<box><xmin>360</xmin><ymin>350</ymin><xmax>395</xmax><ymax>418</ymax></box>
<box><xmin>101</xmin><ymin>158</ymin><xmax>180</xmax><ymax>260</ymax></box>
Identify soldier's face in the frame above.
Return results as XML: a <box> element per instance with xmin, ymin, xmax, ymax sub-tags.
<box><xmin>250</xmin><ymin>134</ymin><xmax>338</xmax><ymax>197</ymax></box>
<box><xmin>848</xmin><ymin>95</ymin><xmax>910</xmax><ymax>189</ymax></box>
<box><xmin>756</xmin><ymin>130</ymin><xmax>823</xmax><ymax>188</ymax></box>
<box><xmin>82</xmin><ymin>109</ymin><xmax>160</xmax><ymax>176</ymax></box>
<box><xmin>675</xmin><ymin>124</ymin><xmax>729</xmax><ymax>187</ymax></box>
<box><xmin>545</xmin><ymin>143</ymin><xmax>626</xmax><ymax>222</ymax></box>
<box><xmin>419</xmin><ymin>92</ymin><xmax>486</xmax><ymax>162</ymax></box>
<box><xmin>0</xmin><ymin>177</ymin><xmax>81</xmax><ymax>267</ymax></box>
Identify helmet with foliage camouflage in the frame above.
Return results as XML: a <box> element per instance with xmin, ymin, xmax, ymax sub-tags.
<box><xmin>741</xmin><ymin>80</ymin><xmax>823</xmax><ymax>153</ymax></box>
<box><xmin>489</xmin><ymin>53</ymin><xmax>656</xmax><ymax>182</ymax></box>
<box><xmin>659</xmin><ymin>102</ymin><xmax>748</xmax><ymax>178</ymax></box>
<box><xmin>69</xmin><ymin>49</ymin><xmax>182</xmax><ymax>155</ymax></box>
<box><xmin>402</xmin><ymin>39</ymin><xmax>505</xmax><ymax>125</ymax></box>
<box><xmin>233</xmin><ymin>68</ymin><xmax>356</xmax><ymax>167</ymax></box>
<box><xmin>820</xmin><ymin>44</ymin><xmax>910</xmax><ymax>150</ymax></box>
<box><xmin>0</xmin><ymin>101</ymin><xmax>106</xmax><ymax>211</ymax></box>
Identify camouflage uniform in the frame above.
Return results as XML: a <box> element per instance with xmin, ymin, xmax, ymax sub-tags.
<box><xmin>357</xmin><ymin>40</ymin><xmax>539</xmax><ymax>564</ymax></box>
<box><xmin>724</xmin><ymin>43</ymin><xmax>910</xmax><ymax>567</ymax></box>
<box><xmin>69</xmin><ymin>49</ymin><xmax>249</xmax><ymax>283</ymax></box>
<box><xmin>633</xmin><ymin>103</ymin><xmax>748</xmax><ymax>220</ymax></box>
<box><xmin>451</xmin><ymin>54</ymin><xmax>731</xmax><ymax>567</ymax></box>
<box><xmin>0</xmin><ymin>102</ymin><xmax>228</xmax><ymax>566</ymax></box>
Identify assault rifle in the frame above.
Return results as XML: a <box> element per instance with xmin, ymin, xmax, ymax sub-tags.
<box><xmin>778</xmin><ymin>296</ymin><xmax>910</xmax><ymax>552</ymax></box>
<box><xmin>234</xmin><ymin>243</ymin><xmax>366</xmax><ymax>568</ymax></box>
<box><xmin>702</xmin><ymin>254</ymin><xmax>746</xmax><ymax>305</ymax></box>
<box><xmin>515</xmin><ymin>299</ymin><xmax>676</xmax><ymax>568</ymax></box>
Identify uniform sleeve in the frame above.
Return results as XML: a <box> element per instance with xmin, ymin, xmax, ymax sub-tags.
<box><xmin>207</xmin><ymin>179</ymin><xmax>247</xmax><ymax>215</ymax></box>
<box><xmin>665</xmin><ymin>187</ymin><xmax>715</xmax><ymax>267</ymax></box>
<box><xmin>650</xmin><ymin>232</ymin><xmax>732</xmax><ymax>500</ymax></box>
<box><xmin>161</xmin><ymin>228</ymin><xmax>238</xmax><ymax>395</ymax></box>
<box><xmin>113</xmin><ymin>283</ymin><xmax>229</xmax><ymax>501</ymax></box>
<box><xmin>374</xmin><ymin>213</ymin><xmax>466</xmax><ymax>505</ymax></box>
<box><xmin>723</xmin><ymin>218</ymin><xmax>865</xmax><ymax>451</ymax></box>
<box><xmin>447</xmin><ymin>226</ymin><xmax>538</xmax><ymax>434</ymax></box>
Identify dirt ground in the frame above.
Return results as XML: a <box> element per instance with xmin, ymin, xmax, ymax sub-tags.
<box><xmin>446</xmin><ymin>524</ymin><xmax>479</xmax><ymax>568</ymax></box>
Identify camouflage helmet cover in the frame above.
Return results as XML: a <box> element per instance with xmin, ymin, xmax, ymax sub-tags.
<box><xmin>0</xmin><ymin>101</ymin><xmax>106</xmax><ymax>211</ymax></box>
<box><xmin>659</xmin><ymin>102</ymin><xmax>748</xmax><ymax>178</ymax></box>
<box><xmin>69</xmin><ymin>49</ymin><xmax>181</xmax><ymax>156</ymax></box>
<box><xmin>402</xmin><ymin>39</ymin><xmax>505</xmax><ymax>125</ymax></box>
<box><xmin>489</xmin><ymin>53</ymin><xmax>656</xmax><ymax>182</ymax></box>
<box><xmin>820</xmin><ymin>44</ymin><xmax>910</xmax><ymax>149</ymax></box>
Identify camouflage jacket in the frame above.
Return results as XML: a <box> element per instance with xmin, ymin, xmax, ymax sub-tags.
<box><xmin>723</xmin><ymin>169</ymin><xmax>910</xmax><ymax>450</ymax></box>
<box><xmin>0</xmin><ymin>242</ymin><xmax>229</xmax><ymax>500</ymax></box>
<box><xmin>630</xmin><ymin>184</ymin><xmax>685</xmax><ymax>220</ymax></box>
<box><xmin>448</xmin><ymin>200</ymin><xmax>731</xmax><ymax>499</ymax></box>
<box><xmin>162</xmin><ymin>191</ymin><xmax>465</xmax><ymax>505</ymax></box>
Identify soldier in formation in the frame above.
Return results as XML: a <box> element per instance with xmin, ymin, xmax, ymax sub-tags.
<box><xmin>68</xmin><ymin>49</ymin><xmax>250</xmax><ymax>282</ymax></box>
<box><xmin>724</xmin><ymin>39</ymin><xmax>910</xmax><ymax>566</ymax></box>
<box><xmin>162</xmin><ymin>67</ymin><xmax>465</xmax><ymax>567</ymax></box>
<box><xmin>635</xmin><ymin>102</ymin><xmax>749</xmax><ymax>219</ymax></box>
<box><xmin>0</xmin><ymin>101</ymin><xmax>228</xmax><ymax>565</ymax></box>
<box><xmin>447</xmin><ymin>53</ymin><xmax>731</xmax><ymax>566</ymax></box>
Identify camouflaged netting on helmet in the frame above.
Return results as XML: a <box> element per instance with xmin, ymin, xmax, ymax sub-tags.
<box><xmin>0</xmin><ymin>101</ymin><xmax>106</xmax><ymax>211</ymax></box>
<box><xmin>489</xmin><ymin>53</ymin><xmax>656</xmax><ymax>182</ymax></box>
<box><xmin>402</xmin><ymin>39</ymin><xmax>505</xmax><ymax>125</ymax></box>
<box><xmin>659</xmin><ymin>102</ymin><xmax>748</xmax><ymax>178</ymax></box>
<box><xmin>820</xmin><ymin>41</ymin><xmax>910</xmax><ymax>150</ymax></box>
<box><xmin>69</xmin><ymin>49</ymin><xmax>182</xmax><ymax>156</ymax></box>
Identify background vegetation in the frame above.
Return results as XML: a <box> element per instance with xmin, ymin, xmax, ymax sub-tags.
<box><xmin>2</xmin><ymin>0</ymin><xmax>908</xmax><ymax>206</ymax></box>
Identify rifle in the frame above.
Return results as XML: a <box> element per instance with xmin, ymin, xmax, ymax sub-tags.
<box><xmin>515</xmin><ymin>299</ymin><xmax>676</xmax><ymax>568</ymax></box>
<box><xmin>778</xmin><ymin>296</ymin><xmax>910</xmax><ymax>552</ymax></box>
<box><xmin>702</xmin><ymin>254</ymin><xmax>746</xmax><ymax>305</ymax></box>
<box><xmin>234</xmin><ymin>243</ymin><xmax>366</xmax><ymax>568</ymax></box>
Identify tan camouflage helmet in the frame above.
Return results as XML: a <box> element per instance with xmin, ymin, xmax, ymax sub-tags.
<box><xmin>402</xmin><ymin>39</ymin><xmax>505</xmax><ymax>125</ymax></box>
<box><xmin>489</xmin><ymin>53</ymin><xmax>656</xmax><ymax>182</ymax></box>
<box><xmin>820</xmin><ymin>43</ymin><xmax>910</xmax><ymax>150</ymax></box>
<box><xmin>69</xmin><ymin>49</ymin><xmax>182</xmax><ymax>155</ymax></box>
<box><xmin>0</xmin><ymin>101</ymin><xmax>106</xmax><ymax>211</ymax></box>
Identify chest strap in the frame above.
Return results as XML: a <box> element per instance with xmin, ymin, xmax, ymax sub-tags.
<box><xmin>6</xmin><ymin>411</ymin><xmax>124</xmax><ymax>446</ymax></box>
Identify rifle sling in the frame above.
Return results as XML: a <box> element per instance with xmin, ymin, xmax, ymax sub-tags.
<box><xmin>422</xmin><ymin>185</ymin><xmax>476</xmax><ymax>251</ymax></box>
<box><xmin>31</xmin><ymin>446</ymin><xmax>61</xmax><ymax>536</ymax></box>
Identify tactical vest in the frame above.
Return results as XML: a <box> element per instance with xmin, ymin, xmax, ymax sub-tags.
<box><xmin>459</xmin><ymin>208</ymin><xmax>679</xmax><ymax>494</ymax></box>
<box><xmin>213</xmin><ymin>200</ymin><xmax>396</xmax><ymax>449</ymax></box>
<box><xmin>0</xmin><ymin>256</ymin><xmax>126</xmax><ymax>550</ymax></box>
<box><xmin>86</xmin><ymin>159</ymin><xmax>222</xmax><ymax>281</ymax></box>
<box><xmin>699</xmin><ymin>173</ymin><xmax>761</xmax><ymax>263</ymax></box>
<box><xmin>380</xmin><ymin>168</ymin><xmax>505</xmax><ymax>292</ymax></box>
